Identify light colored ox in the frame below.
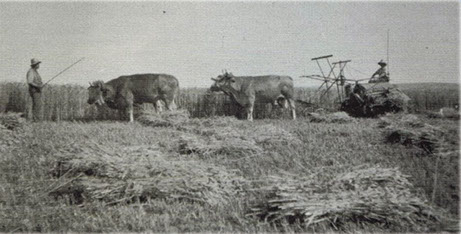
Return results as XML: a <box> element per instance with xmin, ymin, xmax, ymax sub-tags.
<box><xmin>87</xmin><ymin>73</ymin><xmax>179</xmax><ymax>122</ymax></box>
<box><xmin>210</xmin><ymin>72</ymin><xmax>296</xmax><ymax>121</ymax></box>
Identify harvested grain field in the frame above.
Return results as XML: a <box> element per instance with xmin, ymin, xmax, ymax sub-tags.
<box><xmin>0</xmin><ymin>111</ymin><xmax>458</xmax><ymax>232</ymax></box>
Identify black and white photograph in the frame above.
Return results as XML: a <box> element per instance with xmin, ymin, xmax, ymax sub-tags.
<box><xmin>0</xmin><ymin>0</ymin><xmax>459</xmax><ymax>232</ymax></box>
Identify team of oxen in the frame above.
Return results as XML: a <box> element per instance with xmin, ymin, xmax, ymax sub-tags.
<box><xmin>87</xmin><ymin>72</ymin><xmax>297</xmax><ymax>122</ymax></box>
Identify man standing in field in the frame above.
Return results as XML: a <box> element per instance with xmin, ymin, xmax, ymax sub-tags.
<box><xmin>26</xmin><ymin>58</ymin><xmax>43</xmax><ymax>121</ymax></box>
<box><xmin>369</xmin><ymin>59</ymin><xmax>389</xmax><ymax>83</ymax></box>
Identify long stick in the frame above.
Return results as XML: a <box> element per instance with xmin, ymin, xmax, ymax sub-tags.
<box><xmin>387</xmin><ymin>29</ymin><xmax>390</xmax><ymax>75</ymax></box>
<box><xmin>43</xmin><ymin>57</ymin><xmax>85</xmax><ymax>86</ymax></box>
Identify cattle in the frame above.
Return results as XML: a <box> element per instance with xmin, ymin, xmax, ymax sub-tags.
<box><xmin>210</xmin><ymin>72</ymin><xmax>296</xmax><ymax>121</ymax></box>
<box><xmin>87</xmin><ymin>73</ymin><xmax>179</xmax><ymax>122</ymax></box>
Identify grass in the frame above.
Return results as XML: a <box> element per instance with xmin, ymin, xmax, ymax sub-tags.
<box><xmin>0</xmin><ymin>112</ymin><xmax>458</xmax><ymax>232</ymax></box>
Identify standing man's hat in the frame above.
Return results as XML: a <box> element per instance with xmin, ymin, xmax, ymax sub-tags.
<box><xmin>378</xmin><ymin>59</ymin><xmax>387</xmax><ymax>66</ymax></box>
<box><xmin>31</xmin><ymin>58</ymin><xmax>41</xmax><ymax>66</ymax></box>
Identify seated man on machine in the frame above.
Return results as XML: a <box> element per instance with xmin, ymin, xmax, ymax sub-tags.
<box><xmin>369</xmin><ymin>59</ymin><xmax>389</xmax><ymax>83</ymax></box>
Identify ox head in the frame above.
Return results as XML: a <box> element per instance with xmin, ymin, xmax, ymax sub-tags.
<box><xmin>210</xmin><ymin>70</ymin><xmax>237</xmax><ymax>92</ymax></box>
<box><xmin>87</xmin><ymin>81</ymin><xmax>108</xmax><ymax>106</ymax></box>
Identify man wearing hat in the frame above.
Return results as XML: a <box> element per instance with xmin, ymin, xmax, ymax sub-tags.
<box><xmin>26</xmin><ymin>58</ymin><xmax>44</xmax><ymax>121</ymax></box>
<box><xmin>369</xmin><ymin>59</ymin><xmax>389</xmax><ymax>83</ymax></box>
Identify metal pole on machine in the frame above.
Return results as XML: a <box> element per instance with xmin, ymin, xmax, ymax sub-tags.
<box><xmin>387</xmin><ymin>29</ymin><xmax>390</xmax><ymax>79</ymax></box>
<box><xmin>308</xmin><ymin>55</ymin><xmax>333</xmax><ymax>102</ymax></box>
<box><xmin>386</xmin><ymin>29</ymin><xmax>390</xmax><ymax>79</ymax></box>
<box><xmin>42</xmin><ymin>57</ymin><xmax>85</xmax><ymax>87</ymax></box>
<box><xmin>332</xmin><ymin>60</ymin><xmax>351</xmax><ymax>102</ymax></box>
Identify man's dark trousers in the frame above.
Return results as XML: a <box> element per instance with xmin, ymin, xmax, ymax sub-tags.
<box><xmin>29</xmin><ymin>86</ymin><xmax>42</xmax><ymax>121</ymax></box>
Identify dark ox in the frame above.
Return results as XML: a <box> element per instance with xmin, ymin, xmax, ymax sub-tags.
<box><xmin>88</xmin><ymin>74</ymin><xmax>179</xmax><ymax>122</ymax></box>
<box><xmin>210</xmin><ymin>72</ymin><xmax>296</xmax><ymax>121</ymax></box>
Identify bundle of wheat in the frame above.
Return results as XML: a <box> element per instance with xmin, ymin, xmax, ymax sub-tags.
<box><xmin>52</xmin><ymin>144</ymin><xmax>163</xmax><ymax>178</ymax></box>
<box><xmin>137</xmin><ymin>109</ymin><xmax>190</xmax><ymax>128</ymax></box>
<box><xmin>0</xmin><ymin>112</ymin><xmax>25</xmax><ymax>130</ymax></box>
<box><xmin>179</xmin><ymin>117</ymin><xmax>301</xmax><ymax>155</ymax></box>
<box><xmin>385</xmin><ymin>126</ymin><xmax>444</xmax><ymax>153</ymax></box>
<box><xmin>50</xmin><ymin>143</ymin><xmax>247</xmax><ymax>206</ymax></box>
<box><xmin>248</xmin><ymin>166</ymin><xmax>440</xmax><ymax>231</ymax></box>
<box><xmin>308</xmin><ymin>112</ymin><xmax>355</xmax><ymax>124</ymax></box>
<box><xmin>380</xmin><ymin>114</ymin><xmax>445</xmax><ymax>153</ymax></box>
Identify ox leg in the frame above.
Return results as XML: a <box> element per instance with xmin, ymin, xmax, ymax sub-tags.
<box><xmin>169</xmin><ymin>100</ymin><xmax>177</xmax><ymax>111</ymax></box>
<box><xmin>246</xmin><ymin>104</ymin><xmax>254</xmax><ymax>121</ymax></box>
<box><xmin>157</xmin><ymin>100</ymin><xmax>164</xmax><ymax>113</ymax></box>
<box><xmin>287</xmin><ymin>99</ymin><xmax>296</xmax><ymax>120</ymax></box>
<box><xmin>128</xmin><ymin>107</ymin><xmax>134</xmax><ymax>122</ymax></box>
<box><xmin>124</xmin><ymin>104</ymin><xmax>134</xmax><ymax>123</ymax></box>
<box><xmin>245</xmin><ymin>96</ymin><xmax>255</xmax><ymax>121</ymax></box>
<box><xmin>163</xmin><ymin>99</ymin><xmax>171</xmax><ymax>111</ymax></box>
<box><xmin>124</xmin><ymin>92</ymin><xmax>134</xmax><ymax>122</ymax></box>
<box><xmin>152</xmin><ymin>100</ymin><xmax>159</xmax><ymax>114</ymax></box>
<box><xmin>151</xmin><ymin>98</ymin><xmax>162</xmax><ymax>114</ymax></box>
<box><xmin>161</xmin><ymin>93</ymin><xmax>177</xmax><ymax>111</ymax></box>
<box><xmin>163</xmin><ymin>99</ymin><xmax>177</xmax><ymax>111</ymax></box>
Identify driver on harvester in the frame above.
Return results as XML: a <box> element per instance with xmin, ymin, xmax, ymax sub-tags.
<box><xmin>369</xmin><ymin>60</ymin><xmax>389</xmax><ymax>83</ymax></box>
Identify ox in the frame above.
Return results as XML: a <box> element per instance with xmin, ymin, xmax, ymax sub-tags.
<box><xmin>210</xmin><ymin>72</ymin><xmax>296</xmax><ymax>121</ymax></box>
<box><xmin>88</xmin><ymin>73</ymin><xmax>179</xmax><ymax>122</ymax></box>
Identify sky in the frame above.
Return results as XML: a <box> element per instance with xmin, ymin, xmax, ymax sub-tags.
<box><xmin>0</xmin><ymin>1</ymin><xmax>459</xmax><ymax>88</ymax></box>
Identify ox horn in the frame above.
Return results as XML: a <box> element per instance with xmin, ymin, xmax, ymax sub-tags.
<box><xmin>211</xmin><ymin>77</ymin><xmax>217</xmax><ymax>81</ymax></box>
